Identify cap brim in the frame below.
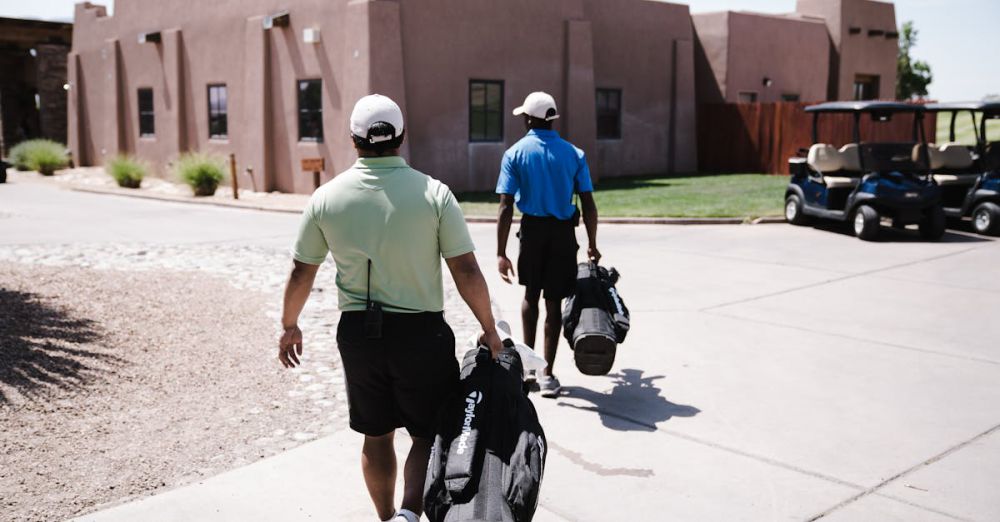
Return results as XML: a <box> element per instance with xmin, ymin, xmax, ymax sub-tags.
<box><xmin>512</xmin><ymin>106</ymin><xmax>526</xmax><ymax>116</ymax></box>
<box><xmin>545</xmin><ymin>114</ymin><xmax>560</xmax><ymax>121</ymax></box>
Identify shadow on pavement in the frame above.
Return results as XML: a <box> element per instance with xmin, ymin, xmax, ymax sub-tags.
<box><xmin>557</xmin><ymin>368</ymin><xmax>699</xmax><ymax>432</ymax></box>
<box><xmin>0</xmin><ymin>288</ymin><xmax>121</xmax><ymax>404</ymax></box>
<box><xmin>807</xmin><ymin>221</ymin><xmax>993</xmax><ymax>243</ymax></box>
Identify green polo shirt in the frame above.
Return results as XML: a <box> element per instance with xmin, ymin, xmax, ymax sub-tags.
<box><xmin>293</xmin><ymin>156</ymin><xmax>475</xmax><ymax>313</ymax></box>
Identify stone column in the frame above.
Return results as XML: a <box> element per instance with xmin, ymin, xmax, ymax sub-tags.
<box><xmin>161</xmin><ymin>29</ymin><xmax>187</xmax><ymax>156</ymax></box>
<box><xmin>103</xmin><ymin>38</ymin><xmax>123</xmax><ymax>161</ymax></box>
<box><xmin>242</xmin><ymin>16</ymin><xmax>272</xmax><ymax>191</ymax></box>
<box><xmin>367</xmin><ymin>0</ymin><xmax>409</xmax><ymax>159</ymax></box>
<box><xmin>671</xmin><ymin>39</ymin><xmax>697</xmax><ymax>173</ymax></box>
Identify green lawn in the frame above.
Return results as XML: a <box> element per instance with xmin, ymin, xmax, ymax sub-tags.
<box><xmin>457</xmin><ymin>173</ymin><xmax>788</xmax><ymax>218</ymax></box>
<box><xmin>935</xmin><ymin>112</ymin><xmax>1000</xmax><ymax>145</ymax></box>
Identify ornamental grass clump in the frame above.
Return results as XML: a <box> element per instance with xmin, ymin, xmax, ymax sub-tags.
<box><xmin>174</xmin><ymin>152</ymin><xmax>225</xmax><ymax>196</ymax></box>
<box><xmin>107</xmin><ymin>155</ymin><xmax>147</xmax><ymax>188</ymax></box>
<box><xmin>8</xmin><ymin>139</ymin><xmax>69</xmax><ymax>175</ymax></box>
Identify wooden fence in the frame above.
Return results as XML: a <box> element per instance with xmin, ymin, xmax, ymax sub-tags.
<box><xmin>697</xmin><ymin>102</ymin><xmax>938</xmax><ymax>174</ymax></box>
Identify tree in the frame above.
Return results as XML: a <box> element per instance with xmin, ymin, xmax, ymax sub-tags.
<box><xmin>896</xmin><ymin>21</ymin><xmax>933</xmax><ymax>100</ymax></box>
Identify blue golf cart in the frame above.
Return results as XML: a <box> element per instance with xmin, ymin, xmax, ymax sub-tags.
<box><xmin>923</xmin><ymin>102</ymin><xmax>1000</xmax><ymax>235</ymax></box>
<box><xmin>784</xmin><ymin>101</ymin><xmax>945</xmax><ymax>241</ymax></box>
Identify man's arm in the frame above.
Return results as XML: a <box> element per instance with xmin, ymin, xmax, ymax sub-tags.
<box><xmin>446</xmin><ymin>252</ymin><xmax>503</xmax><ymax>357</ymax></box>
<box><xmin>278</xmin><ymin>260</ymin><xmax>320</xmax><ymax>368</ymax></box>
<box><xmin>496</xmin><ymin>194</ymin><xmax>516</xmax><ymax>284</ymax></box>
<box><xmin>580</xmin><ymin>192</ymin><xmax>601</xmax><ymax>262</ymax></box>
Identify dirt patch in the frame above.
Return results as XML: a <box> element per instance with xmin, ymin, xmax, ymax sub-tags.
<box><xmin>0</xmin><ymin>264</ymin><xmax>336</xmax><ymax>521</ymax></box>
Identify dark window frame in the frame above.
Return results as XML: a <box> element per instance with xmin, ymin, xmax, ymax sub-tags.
<box><xmin>297</xmin><ymin>79</ymin><xmax>324</xmax><ymax>142</ymax></box>
<box><xmin>469</xmin><ymin>79</ymin><xmax>504</xmax><ymax>143</ymax></box>
<box><xmin>737</xmin><ymin>91</ymin><xmax>759</xmax><ymax>103</ymax></box>
<box><xmin>853</xmin><ymin>74</ymin><xmax>880</xmax><ymax>101</ymax></box>
<box><xmin>595</xmin><ymin>88</ymin><xmax>623</xmax><ymax>140</ymax></box>
<box><xmin>207</xmin><ymin>83</ymin><xmax>228</xmax><ymax>139</ymax></box>
<box><xmin>137</xmin><ymin>88</ymin><xmax>155</xmax><ymax>137</ymax></box>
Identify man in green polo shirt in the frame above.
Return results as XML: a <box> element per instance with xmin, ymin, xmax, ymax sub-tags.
<box><xmin>278</xmin><ymin>94</ymin><xmax>502</xmax><ymax>522</ymax></box>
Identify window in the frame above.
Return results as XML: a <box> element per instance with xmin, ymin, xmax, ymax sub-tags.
<box><xmin>469</xmin><ymin>80</ymin><xmax>503</xmax><ymax>142</ymax></box>
<box><xmin>138</xmin><ymin>88</ymin><xmax>154</xmax><ymax>137</ymax></box>
<box><xmin>781</xmin><ymin>93</ymin><xmax>801</xmax><ymax>102</ymax></box>
<box><xmin>853</xmin><ymin>74</ymin><xmax>880</xmax><ymax>101</ymax></box>
<box><xmin>596</xmin><ymin>88</ymin><xmax>622</xmax><ymax>140</ymax></box>
<box><xmin>207</xmin><ymin>84</ymin><xmax>228</xmax><ymax>139</ymax></box>
<box><xmin>737</xmin><ymin>91</ymin><xmax>758</xmax><ymax>103</ymax></box>
<box><xmin>297</xmin><ymin>79</ymin><xmax>323</xmax><ymax>142</ymax></box>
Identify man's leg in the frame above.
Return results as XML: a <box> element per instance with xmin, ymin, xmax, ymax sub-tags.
<box><xmin>362</xmin><ymin>432</ymin><xmax>397</xmax><ymax>521</ymax></box>
<box><xmin>400</xmin><ymin>436</ymin><xmax>432</xmax><ymax>515</ymax></box>
<box><xmin>542</xmin><ymin>297</ymin><xmax>562</xmax><ymax>377</ymax></box>
<box><xmin>521</xmin><ymin>286</ymin><xmax>541</xmax><ymax>348</ymax></box>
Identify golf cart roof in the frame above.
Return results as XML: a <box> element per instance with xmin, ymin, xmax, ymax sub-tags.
<box><xmin>804</xmin><ymin>101</ymin><xmax>925</xmax><ymax>113</ymax></box>
<box><xmin>925</xmin><ymin>101</ymin><xmax>1000</xmax><ymax>115</ymax></box>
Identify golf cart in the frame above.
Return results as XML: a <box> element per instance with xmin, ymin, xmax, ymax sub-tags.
<box><xmin>923</xmin><ymin>102</ymin><xmax>1000</xmax><ymax>235</ymax></box>
<box><xmin>785</xmin><ymin>101</ymin><xmax>945</xmax><ymax>241</ymax></box>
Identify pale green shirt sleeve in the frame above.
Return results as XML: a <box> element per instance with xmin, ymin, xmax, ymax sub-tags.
<box><xmin>438</xmin><ymin>188</ymin><xmax>476</xmax><ymax>259</ymax></box>
<box><xmin>293</xmin><ymin>204</ymin><xmax>330</xmax><ymax>265</ymax></box>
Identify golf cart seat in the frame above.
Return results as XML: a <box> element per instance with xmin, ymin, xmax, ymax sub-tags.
<box><xmin>807</xmin><ymin>144</ymin><xmax>843</xmax><ymax>173</ymax></box>
<box><xmin>808</xmin><ymin>144</ymin><xmax>861</xmax><ymax>188</ymax></box>
<box><xmin>923</xmin><ymin>142</ymin><xmax>974</xmax><ymax>170</ymax></box>
<box><xmin>839</xmin><ymin>144</ymin><xmax>863</xmax><ymax>172</ymax></box>
<box><xmin>933</xmin><ymin>173</ymin><xmax>980</xmax><ymax>185</ymax></box>
<box><xmin>824</xmin><ymin>176</ymin><xmax>860</xmax><ymax>189</ymax></box>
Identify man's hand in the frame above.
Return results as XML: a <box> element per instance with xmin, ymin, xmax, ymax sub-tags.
<box><xmin>479</xmin><ymin>329</ymin><xmax>504</xmax><ymax>359</ymax></box>
<box><xmin>278</xmin><ymin>325</ymin><xmax>303</xmax><ymax>368</ymax></box>
<box><xmin>498</xmin><ymin>255</ymin><xmax>515</xmax><ymax>284</ymax></box>
<box><xmin>588</xmin><ymin>245</ymin><xmax>602</xmax><ymax>263</ymax></box>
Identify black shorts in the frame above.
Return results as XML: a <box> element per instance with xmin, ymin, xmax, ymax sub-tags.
<box><xmin>517</xmin><ymin>214</ymin><xmax>579</xmax><ymax>300</ymax></box>
<box><xmin>336</xmin><ymin>311</ymin><xmax>459</xmax><ymax>438</ymax></box>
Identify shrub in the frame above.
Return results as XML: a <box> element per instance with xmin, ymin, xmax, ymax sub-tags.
<box><xmin>174</xmin><ymin>152</ymin><xmax>225</xmax><ymax>196</ymax></box>
<box><xmin>8</xmin><ymin>139</ymin><xmax>69</xmax><ymax>175</ymax></box>
<box><xmin>107</xmin><ymin>155</ymin><xmax>147</xmax><ymax>188</ymax></box>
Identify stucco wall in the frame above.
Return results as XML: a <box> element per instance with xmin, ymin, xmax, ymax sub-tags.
<box><xmin>796</xmin><ymin>0</ymin><xmax>897</xmax><ymax>100</ymax></box>
<box><xmin>692</xmin><ymin>12</ymin><xmax>729</xmax><ymax>104</ymax></box>
<box><xmin>70</xmin><ymin>0</ymin><xmax>696</xmax><ymax>193</ymax></box>
<box><xmin>71</xmin><ymin>0</ymin><xmax>366</xmax><ymax>192</ymax></box>
<box><xmin>584</xmin><ymin>0</ymin><xmax>697</xmax><ymax>175</ymax></box>
<box><xmin>694</xmin><ymin>12</ymin><xmax>829</xmax><ymax>104</ymax></box>
<box><xmin>725</xmin><ymin>13</ymin><xmax>829</xmax><ymax>103</ymax></box>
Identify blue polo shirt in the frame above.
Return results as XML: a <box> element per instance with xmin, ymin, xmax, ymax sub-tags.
<box><xmin>496</xmin><ymin>129</ymin><xmax>594</xmax><ymax>220</ymax></box>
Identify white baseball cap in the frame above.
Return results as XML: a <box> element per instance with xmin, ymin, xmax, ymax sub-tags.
<box><xmin>350</xmin><ymin>94</ymin><xmax>405</xmax><ymax>143</ymax></box>
<box><xmin>512</xmin><ymin>91</ymin><xmax>559</xmax><ymax>121</ymax></box>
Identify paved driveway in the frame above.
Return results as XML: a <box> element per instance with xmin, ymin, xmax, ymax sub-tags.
<box><xmin>3</xmin><ymin>182</ymin><xmax>999</xmax><ymax>521</ymax></box>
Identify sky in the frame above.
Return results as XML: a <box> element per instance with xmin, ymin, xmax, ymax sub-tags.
<box><xmin>1</xmin><ymin>0</ymin><xmax>997</xmax><ymax>101</ymax></box>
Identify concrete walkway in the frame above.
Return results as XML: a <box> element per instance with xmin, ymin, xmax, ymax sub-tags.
<box><xmin>3</xmin><ymin>182</ymin><xmax>999</xmax><ymax>521</ymax></box>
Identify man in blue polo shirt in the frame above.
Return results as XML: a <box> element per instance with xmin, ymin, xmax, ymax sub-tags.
<box><xmin>496</xmin><ymin>91</ymin><xmax>600</xmax><ymax>397</ymax></box>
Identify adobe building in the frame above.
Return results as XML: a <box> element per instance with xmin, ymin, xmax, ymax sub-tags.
<box><xmin>68</xmin><ymin>0</ymin><xmax>697</xmax><ymax>194</ymax></box>
<box><xmin>692</xmin><ymin>12</ymin><xmax>830</xmax><ymax>103</ymax></box>
<box><xmin>0</xmin><ymin>17</ymin><xmax>72</xmax><ymax>158</ymax></box>
<box><xmin>796</xmin><ymin>0</ymin><xmax>899</xmax><ymax>101</ymax></box>
<box><xmin>693</xmin><ymin>0</ymin><xmax>898</xmax><ymax>104</ymax></box>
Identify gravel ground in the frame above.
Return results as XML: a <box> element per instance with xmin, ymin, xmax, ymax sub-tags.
<box><xmin>0</xmin><ymin>243</ymin><xmax>479</xmax><ymax>521</ymax></box>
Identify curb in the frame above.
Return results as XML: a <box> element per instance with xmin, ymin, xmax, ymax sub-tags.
<box><xmin>66</xmin><ymin>184</ymin><xmax>785</xmax><ymax>225</ymax></box>
<box><xmin>69</xmin><ymin>185</ymin><xmax>304</xmax><ymax>214</ymax></box>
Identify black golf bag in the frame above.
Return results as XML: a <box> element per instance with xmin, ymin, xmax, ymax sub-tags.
<box><xmin>562</xmin><ymin>262</ymin><xmax>630</xmax><ymax>375</ymax></box>
<box><xmin>424</xmin><ymin>344</ymin><xmax>547</xmax><ymax>522</ymax></box>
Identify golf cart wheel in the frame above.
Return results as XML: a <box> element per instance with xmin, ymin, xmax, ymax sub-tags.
<box><xmin>853</xmin><ymin>205</ymin><xmax>880</xmax><ymax>241</ymax></box>
<box><xmin>784</xmin><ymin>194</ymin><xmax>808</xmax><ymax>225</ymax></box>
<box><xmin>920</xmin><ymin>206</ymin><xmax>947</xmax><ymax>240</ymax></box>
<box><xmin>972</xmin><ymin>202</ymin><xmax>1000</xmax><ymax>236</ymax></box>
